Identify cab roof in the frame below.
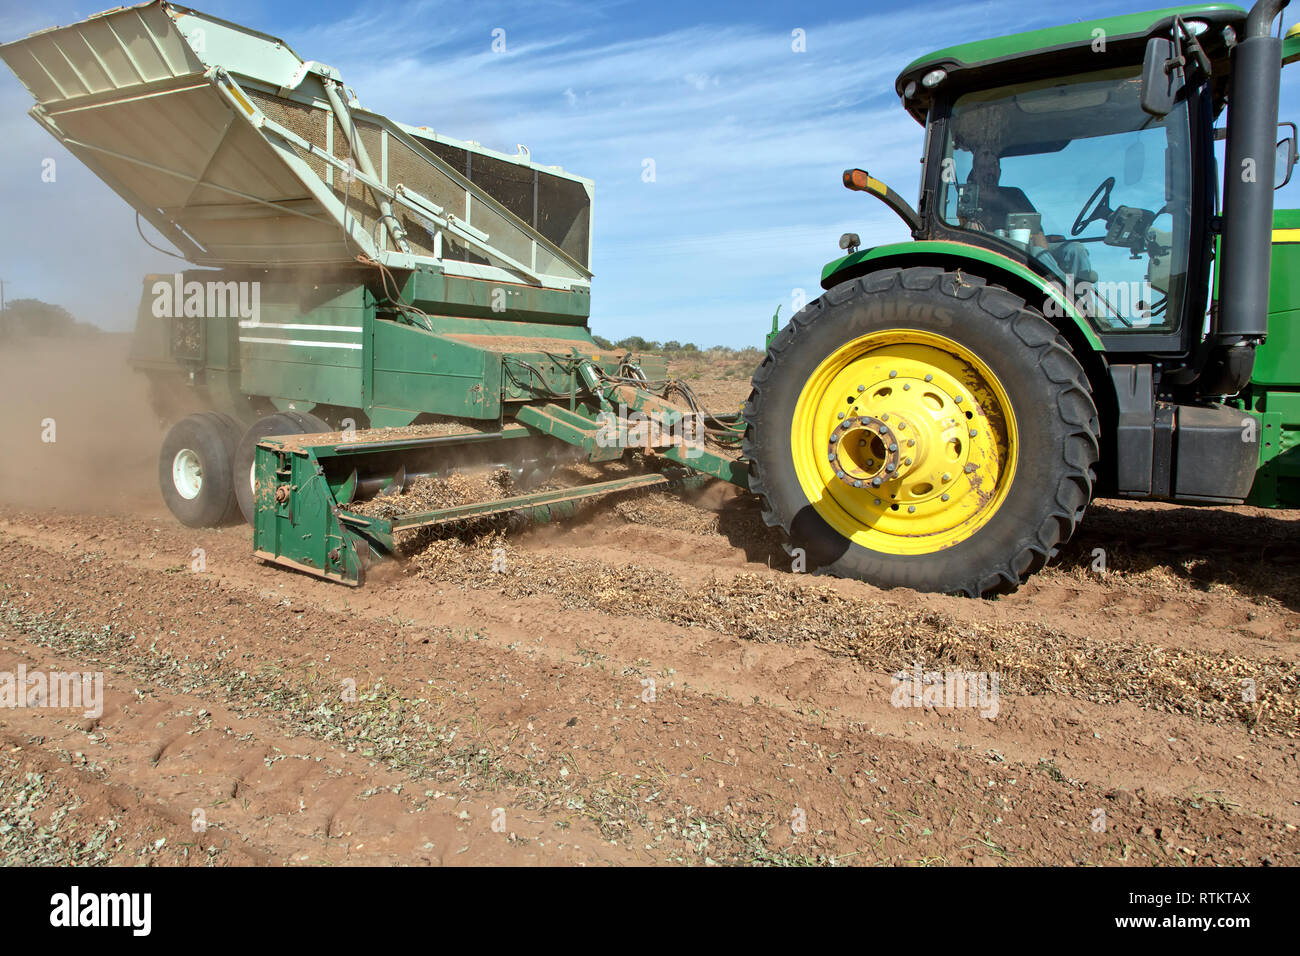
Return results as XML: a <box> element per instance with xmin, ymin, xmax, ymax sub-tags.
<box><xmin>896</xmin><ymin>4</ymin><xmax>1247</xmax><ymax>122</ymax></box>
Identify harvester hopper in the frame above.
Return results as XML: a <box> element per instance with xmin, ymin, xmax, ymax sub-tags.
<box><xmin>0</xmin><ymin>0</ymin><xmax>590</xmax><ymax>281</ymax></box>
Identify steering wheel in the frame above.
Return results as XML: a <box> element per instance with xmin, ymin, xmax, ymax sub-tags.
<box><xmin>1071</xmin><ymin>176</ymin><xmax>1116</xmax><ymax>237</ymax></box>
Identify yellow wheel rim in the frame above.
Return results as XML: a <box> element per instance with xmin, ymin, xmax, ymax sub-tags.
<box><xmin>790</xmin><ymin>330</ymin><xmax>1018</xmax><ymax>556</ymax></box>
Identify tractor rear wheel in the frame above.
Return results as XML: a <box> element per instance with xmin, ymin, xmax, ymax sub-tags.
<box><xmin>158</xmin><ymin>412</ymin><xmax>241</xmax><ymax>528</ymax></box>
<box><xmin>234</xmin><ymin>411</ymin><xmax>331</xmax><ymax>525</ymax></box>
<box><xmin>744</xmin><ymin>266</ymin><xmax>1099</xmax><ymax>597</ymax></box>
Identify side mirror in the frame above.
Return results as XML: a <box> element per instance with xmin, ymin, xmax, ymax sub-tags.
<box><xmin>1276</xmin><ymin>122</ymin><xmax>1297</xmax><ymax>189</ymax></box>
<box><xmin>1140</xmin><ymin>37</ymin><xmax>1180</xmax><ymax>117</ymax></box>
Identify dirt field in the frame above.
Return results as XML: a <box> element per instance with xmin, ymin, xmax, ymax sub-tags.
<box><xmin>0</xmin><ymin>335</ymin><xmax>1297</xmax><ymax>866</ymax></box>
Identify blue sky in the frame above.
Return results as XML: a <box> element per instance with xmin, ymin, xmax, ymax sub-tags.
<box><xmin>2</xmin><ymin>0</ymin><xmax>1300</xmax><ymax>346</ymax></box>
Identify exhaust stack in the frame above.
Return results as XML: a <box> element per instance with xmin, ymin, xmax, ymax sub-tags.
<box><xmin>1217</xmin><ymin>0</ymin><xmax>1290</xmax><ymax>343</ymax></box>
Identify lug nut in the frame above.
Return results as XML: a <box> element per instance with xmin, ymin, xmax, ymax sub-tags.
<box><xmin>873</xmin><ymin>498</ymin><xmax>882</xmax><ymax>505</ymax></box>
<box><xmin>898</xmin><ymin>422</ymin><xmax>907</xmax><ymax>430</ymax></box>
<box><xmin>941</xmin><ymin>493</ymin><xmax>950</xmax><ymax>502</ymax></box>
<box><xmin>872</xmin><ymin>477</ymin><xmax>882</xmax><ymax>487</ymax></box>
<box><xmin>889</xmin><ymin>370</ymin><xmax>898</xmax><ymax>378</ymax></box>
<box><xmin>885</xmin><ymin>463</ymin><xmax>896</xmax><ymax>473</ymax></box>
<box><xmin>908</xmin><ymin>439</ymin><xmax>916</xmax><ymax>447</ymax></box>
<box><xmin>881</xmin><ymin>414</ymin><xmax>890</xmax><ymax>421</ymax></box>
<box><xmin>969</xmin><ymin>428</ymin><xmax>977</xmax><ymax>437</ymax></box>
<box><xmin>965</xmin><ymin>464</ymin><xmax>977</xmax><ymax>473</ymax></box>
<box><xmin>830</xmin><ymin>433</ymin><xmax>839</xmax><ymax>443</ymax></box>
<box><xmin>924</xmin><ymin>374</ymin><xmax>933</xmax><ymax>382</ymax></box>
<box><xmin>903</xmin><ymin>383</ymin><xmax>911</xmax><ymax>390</ymax></box>
<box><xmin>889</xmin><ymin>443</ymin><xmax>898</xmax><ymax>452</ymax></box>
<box><xmin>857</xmin><ymin>384</ymin><xmax>866</xmax><ymax>392</ymax></box>
<box><xmin>904</xmin><ymin>458</ymin><xmax>912</xmax><ymax>465</ymax></box>
<box><xmin>837</xmin><ymin>411</ymin><xmax>845</xmax><ymax>419</ymax></box>
<box><xmin>853</xmin><ymin>479</ymin><xmax>862</xmax><ymax>487</ymax></box>
<box><xmin>942</xmin><ymin>472</ymin><xmax>951</xmax><ymax>482</ymax></box>
<box><xmin>907</xmin><ymin>505</ymin><xmax>916</xmax><ymax>513</ymax></box>
<box><xmin>954</xmin><ymin>394</ymin><xmax>963</xmax><ymax>403</ymax></box>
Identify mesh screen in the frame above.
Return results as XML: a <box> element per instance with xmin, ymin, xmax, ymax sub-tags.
<box><xmin>242</xmin><ymin>90</ymin><xmax>589</xmax><ymax>273</ymax></box>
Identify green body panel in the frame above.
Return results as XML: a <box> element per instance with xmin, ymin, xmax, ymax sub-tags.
<box><xmin>238</xmin><ymin>283</ymin><xmax>369</xmax><ymax>411</ymax></box>
<box><xmin>1242</xmin><ymin>390</ymin><xmax>1300</xmax><ymax>507</ymax></box>
<box><xmin>402</xmin><ymin>270</ymin><xmax>591</xmax><ymax>324</ymax></box>
<box><xmin>1250</xmin><ymin>209</ymin><xmax>1300</xmax><ymax>386</ymax></box>
<box><xmin>1240</xmin><ymin>209</ymin><xmax>1300</xmax><ymax>507</ymax></box>
<box><xmin>368</xmin><ymin>318</ymin><xmax>503</xmax><ymax>420</ymax></box>
<box><xmin>128</xmin><ymin>263</ymin><xmax>614</xmax><ymax>427</ymax></box>
<box><xmin>1284</xmin><ymin>26</ymin><xmax>1300</xmax><ymax>65</ymax></box>
<box><xmin>820</xmin><ymin>240</ymin><xmax>1105</xmax><ymax>350</ymax></box>
<box><xmin>902</xmin><ymin>4</ymin><xmax>1244</xmax><ymax>82</ymax></box>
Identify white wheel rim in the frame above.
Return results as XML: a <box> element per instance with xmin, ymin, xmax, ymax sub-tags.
<box><xmin>249</xmin><ymin>461</ymin><xmax>257</xmax><ymax>498</ymax></box>
<box><xmin>172</xmin><ymin>448</ymin><xmax>203</xmax><ymax>500</ymax></box>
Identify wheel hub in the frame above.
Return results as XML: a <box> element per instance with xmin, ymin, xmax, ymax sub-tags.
<box><xmin>826</xmin><ymin>374</ymin><xmax>972</xmax><ymax>505</ymax></box>
<box><xmin>172</xmin><ymin>448</ymin><xmax>203</xmax><ymax>500</ymax></box>
<box><xmin>791</xmin><ymin>330</ymin><xmax>1017</xmax><ymax>555</ymax></box>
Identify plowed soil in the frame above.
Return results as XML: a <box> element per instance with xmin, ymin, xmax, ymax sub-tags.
<box><xmin>0</xmin><ymin>336</ymin><xmax>1297</xmax><ymax>866</ymax></box>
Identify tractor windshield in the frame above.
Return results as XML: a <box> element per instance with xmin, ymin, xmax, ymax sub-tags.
<box><xmin>939</xmin><ymin>66</ymin><xmax>1192</xmax><ymax>333</ymax></box>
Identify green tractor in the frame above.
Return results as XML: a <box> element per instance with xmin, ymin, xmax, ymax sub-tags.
<box><xmin>745</xmin><ymin>0</ymin><xmax>1300</xmax><ymax>595</ymax></box>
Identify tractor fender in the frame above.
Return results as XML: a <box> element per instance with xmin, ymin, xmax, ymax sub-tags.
<box><xmin>821</xmin><ymin>240</ymin><xmax>1104</xmax><ymax>354</ymax></box>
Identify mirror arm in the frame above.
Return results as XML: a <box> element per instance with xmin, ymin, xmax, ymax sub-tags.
<box><xmin>843</xmin><ymin>170</ymin><xmax>924</xmax><ymax>237</ymax></box>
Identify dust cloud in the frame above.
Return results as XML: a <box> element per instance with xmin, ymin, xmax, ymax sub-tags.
<box><xmin>0</xmin><ymin>333</ymin><xmax>163</xmax><ymax>514</ymax></box>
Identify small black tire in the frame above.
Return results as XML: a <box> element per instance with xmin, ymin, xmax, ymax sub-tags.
<box><xmin>159</xmin><ymin>412</ymin><xmax>241</xmax><ymax>528</ymax></box>
<box><xmin>743</xmin><ymin>266</ymin><xmax>1100</xmax><ymax>597</ymax></box>
<box><xmin>234</xmin><ymin>410</ymin><xmax>332</xmax><ymax>525</ymax></box>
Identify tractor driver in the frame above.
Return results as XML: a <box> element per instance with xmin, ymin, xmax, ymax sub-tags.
<box><xmin>960</xmin><ymin>147</ymin><xmax>1096</xmax><ymax>285</ymax></box>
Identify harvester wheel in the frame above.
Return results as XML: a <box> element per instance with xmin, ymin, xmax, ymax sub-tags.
<box><xmin>744</xmin><ymin>266</ymin><xmax>1099</xmax><ymax>597</ymax></box>
<box><xmin>158</xmin><ymin>412</ymin><xmax>241</xmax><ymax>528</ymax></box>
<box><xmin>234</xmin><ymin>411</ymin><xmax>331</xmax><ymax>525</ymax></box>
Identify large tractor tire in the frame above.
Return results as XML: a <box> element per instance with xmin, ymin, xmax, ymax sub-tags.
<box><xmin>158</xmin><ymin>412</ymin><xmax>242</xmax><ymax>527</ymax></box>
<box><xmin>234</xmin><ymin>410</ymin><xmax>331</xmax><ymax>525</ymax></box>
<box><xmin>744</xmin><ymin>266</ymin><xmax>1099</xmax><ymax>597</ymax></box>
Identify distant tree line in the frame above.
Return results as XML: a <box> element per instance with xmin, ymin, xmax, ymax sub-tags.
<box><xmin>0</xmin><ymin>298</ymin><xmax>90</xmax><ymax>339</ymax></box>
<box><xmin>592</xmin><ymin>334</ymin><xmax>759</xmax><ymax>357</ymax></box>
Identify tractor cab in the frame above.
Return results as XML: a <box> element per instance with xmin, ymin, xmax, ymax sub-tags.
<box><xmin>935</xmin><ymin>66</ymin><xmax>1194</xmax><ymax>336</ymax></box>
<box><xmin>898</xmin><ymin>5</ymin><xmax>1250</xmax><ymax>353</ymax></box>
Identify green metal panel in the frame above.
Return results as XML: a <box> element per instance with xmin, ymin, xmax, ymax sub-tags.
<box><xmin>1284</xmin><ymin>24</ymin><xmax>1300</xmax><ymax>65</ymax></box>
<box><xmin>820</xmin><ymin>240</ymin><xmax>1104</xmax><ymax>350</ymax></box>
<box><xmin>1242</xmin><ymin>210</ymin><xmax>1300</xmax><ymax>507</ymax></box>
<box><xmin>1243</xmin><ymin>389</ymin><xmax>1300</xmax><ymax>507</ymax></box>
<box><xmin>368</xmin><ymin>319</ymin><xmax>502</xmax><ymax>419</ymax></box>
<box><xmin>237</xmin><ymin>282</ymin><xmax>368</xmax><ymax>409</ymax></box>
<box><xmin>1249</xmin><ymin>209</ymin><xmax>1300</xmax><ymax>386</ymax></box>
<box><xmin>404</xmin><ymin>270</ymin><xmax>591</xmax><ymax>324</ymax></box>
